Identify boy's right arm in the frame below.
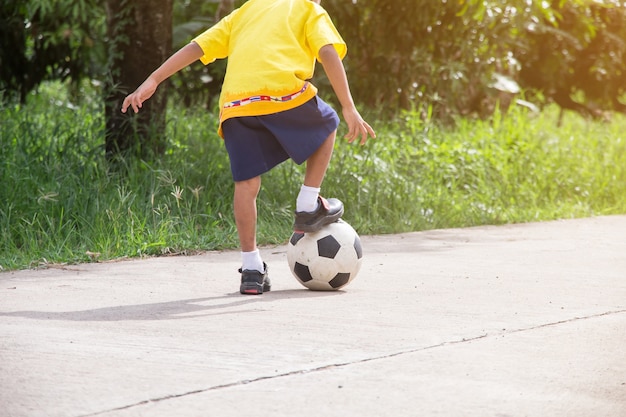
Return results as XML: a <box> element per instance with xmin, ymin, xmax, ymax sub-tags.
<box><xmin>121</xmin><ymin>42</ymin><xmax>204</xmax><ymax>114</ymax></box>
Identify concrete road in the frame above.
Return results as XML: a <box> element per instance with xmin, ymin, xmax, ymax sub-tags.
<box><xmin>1</xmin><ymin>216</ymin><xmax>625</xmax><ymax>417</ymax></box>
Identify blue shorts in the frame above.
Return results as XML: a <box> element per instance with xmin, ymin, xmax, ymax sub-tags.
<box><xmin>222</xmin><ymin>96</ymin><xmax>340</xmax><ymax>181</ymax></box>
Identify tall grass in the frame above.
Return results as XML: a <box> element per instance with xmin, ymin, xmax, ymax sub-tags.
<box><xmin>312</xmin><ymin>104</ymin><xmax>626</xmax><ymax>232</ymax></box>
<box><xmin>1</xmin><ymin>82</ymin><xmax>625</xmax><ymax>270</ymax></box>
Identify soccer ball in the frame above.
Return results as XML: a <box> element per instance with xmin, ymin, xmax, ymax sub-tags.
<box><xmin>287</xmin><ymin>219</ymin><xmax>363</xmax><ymax>291</ymax></box>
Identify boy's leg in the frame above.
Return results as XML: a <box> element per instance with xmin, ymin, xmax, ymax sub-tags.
<box><xmin>233</xmin><ymin>176</ymin><xmax>261</xmax><ymax>253</ymax></box>
<box><xmin>303</xmin><ymin>130</ymin><xmax>336</xmax><ymax>188</ymax></box>
<box><xmin>294</xmin><ymin>130</ymin><xmax>344</xmax><ymax>232</ymax></box>
<box><xmin>234</xmin><ymin>176</ymin><xmax>270</xmax><ymax>294</ymax></box>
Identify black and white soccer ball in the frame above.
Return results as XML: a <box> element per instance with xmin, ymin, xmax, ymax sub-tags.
<box><xmin>287</xmin><ymin>219</ymin><xmax>363</xmax><ymax>291</ymax></box>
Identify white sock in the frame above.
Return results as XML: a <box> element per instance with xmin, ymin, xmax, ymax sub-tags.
<box><xmin>241</xmin><ymin>249</ymin><xmax>264</xmax><ymax>272</ymax></box>
<box><xmin>296</xmin><ymin>185</ymin><xmax>320</xmax><ymax>213</ymax></box>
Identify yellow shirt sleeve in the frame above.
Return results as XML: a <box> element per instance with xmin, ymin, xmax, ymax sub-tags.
<box><xmin>306</xmin><ymin>9</ymin><xmax>347</xmax><ymax>61</ymax></box>
<box><xmin>192</xmin><ymin>10</ymin><xmax>236</xmax><ymax>65</ymax></box>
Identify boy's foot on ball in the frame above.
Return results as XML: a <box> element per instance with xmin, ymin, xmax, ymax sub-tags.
<box><xmin>239</xmin><ymin>263</ymin><xmax>271</xmax><ymax>295</ymax></box>
<box><xmin>294</xmin><ymin>196</ymin><xmax>344</xmax><ymax>233</ymax></box>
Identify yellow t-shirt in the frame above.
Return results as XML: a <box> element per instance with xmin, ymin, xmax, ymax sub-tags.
<box><xmin>192</xmin><ymin>0</ymin><xmax>347</xmax><ymax>136</ymax></box>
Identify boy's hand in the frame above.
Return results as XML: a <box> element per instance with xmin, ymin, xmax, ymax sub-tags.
<box><xmin>121</xmin><ymin>77</ymin><xmax>158</xmax><ymax>114</ymax></box>
<box><xmin>342</xmin><ymin>106</ymin><xmax>376</xmax><ymax>145</ymax></box>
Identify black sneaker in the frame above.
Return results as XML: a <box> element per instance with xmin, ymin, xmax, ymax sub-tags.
<box><xmin>293</xmin><ymin>197</ymin><xmax>344</xmax><ymax>233</ymax></box>
<box><xmin>239</xmin><ymin>263</ymin><xmax>271</xmax><ymax>295</ymax></box>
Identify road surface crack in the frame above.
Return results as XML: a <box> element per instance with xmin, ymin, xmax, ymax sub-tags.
<box><xmin>80</xmin><ymin>308</ymin><xmax>626</xmax><ymax>416</ymax></box>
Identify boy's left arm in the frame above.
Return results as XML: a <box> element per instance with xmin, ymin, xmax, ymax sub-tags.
<box><xmin>318</xmin><ymin>44</ymin><xmax>375</xmax><ymax>145</ymax></box>
<box><xmin>122</xmin><ymin>42</ymin><xmax>204</xmax><ymax>114</ymax></box>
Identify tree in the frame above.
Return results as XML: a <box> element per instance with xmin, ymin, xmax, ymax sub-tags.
<box><xmin>104</xmin><ymin>0</ymin><xmax>173</xmax><ymax>158</ymax></box>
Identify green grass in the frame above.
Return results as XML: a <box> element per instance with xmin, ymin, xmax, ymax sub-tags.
<box><xmin>1</xmin><ymin>81</ymin><xmax>625</xmax><ymax>270</ymax></box>
<box><xmin>326</xmin><ymin>104</ymin><xmax>626</xmax><ymax>232</ymax></box>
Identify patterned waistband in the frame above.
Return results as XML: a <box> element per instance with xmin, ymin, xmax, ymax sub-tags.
<box><xmin>223</xmin><ymin>82</ymin><xmax>309</xmax><ymax>109</ymax></box>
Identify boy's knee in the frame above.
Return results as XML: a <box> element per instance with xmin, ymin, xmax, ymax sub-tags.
<box><xmin>235</xmin><ymin>176</ymin><xmax>261</xmax><ymax>194</ymax></box>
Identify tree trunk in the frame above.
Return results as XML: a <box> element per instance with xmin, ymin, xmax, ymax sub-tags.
<box><xmin>216</xmin><ymin>0</ymin><xmax>235</xmax><ymax>20</ymax></box>
<box><xmin>104</xmin><ymin>0</ymin><xmax>173</xmax><ymax>159</ymax></box>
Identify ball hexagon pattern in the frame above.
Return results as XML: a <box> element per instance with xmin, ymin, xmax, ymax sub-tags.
<box><xmin>287</xmin><ymin>219</ymin><xmax>363</xmax><ymax>291</ymax></box>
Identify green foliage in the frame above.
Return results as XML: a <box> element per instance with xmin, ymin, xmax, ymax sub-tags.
<box><xmin>0</xmin><ymin>81</ymin><xmax>237</xmax><ymax>269</ymax></box>
<box><xmin>304</xmin><ymin>102</ymin><xmax>626</xmax><ymax>232</ymax></box>
<box><xmin>324</xmin><ymin>0</ymin><xmax>626</xmax><ymax>118</ymax></box>
<box><xmin>4</xmin><ymin>0</ymin><xmax>626</xmax><ymax>122</ymax></box>
<box><xmin>514</xmin><ymin>0</ymin><xmax>626</xmax><ymax>115</ymax></box>
<box><xmin>2</xmin><ymin>82</ymin><xmax>626</xmax><ymax>270</ymax></box>
<box><xmin>324</xmin><ymin>0</ymin><xmax>526</xmax><ymax>117</ymax></box>
<box><xmin>0</xmin><ymin>0</ymin><xmax>106</xmax><ymax>102</ymax></box>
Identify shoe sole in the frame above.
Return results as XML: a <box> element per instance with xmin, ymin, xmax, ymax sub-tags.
<box><xmin>294</xmin><ymin>207</ymin><xmax>344</xmax><ymax>233</ymax></box>
<box><xmin>240</xmin><ymin>282</ymin><xmax>271</xmax><ymax>295</ymax></box>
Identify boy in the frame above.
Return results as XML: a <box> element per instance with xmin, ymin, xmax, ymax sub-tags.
<box><xmin>121</xmin><ymin>0</ymin><xmax>375</xmax><ymax>295</ymax></box>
